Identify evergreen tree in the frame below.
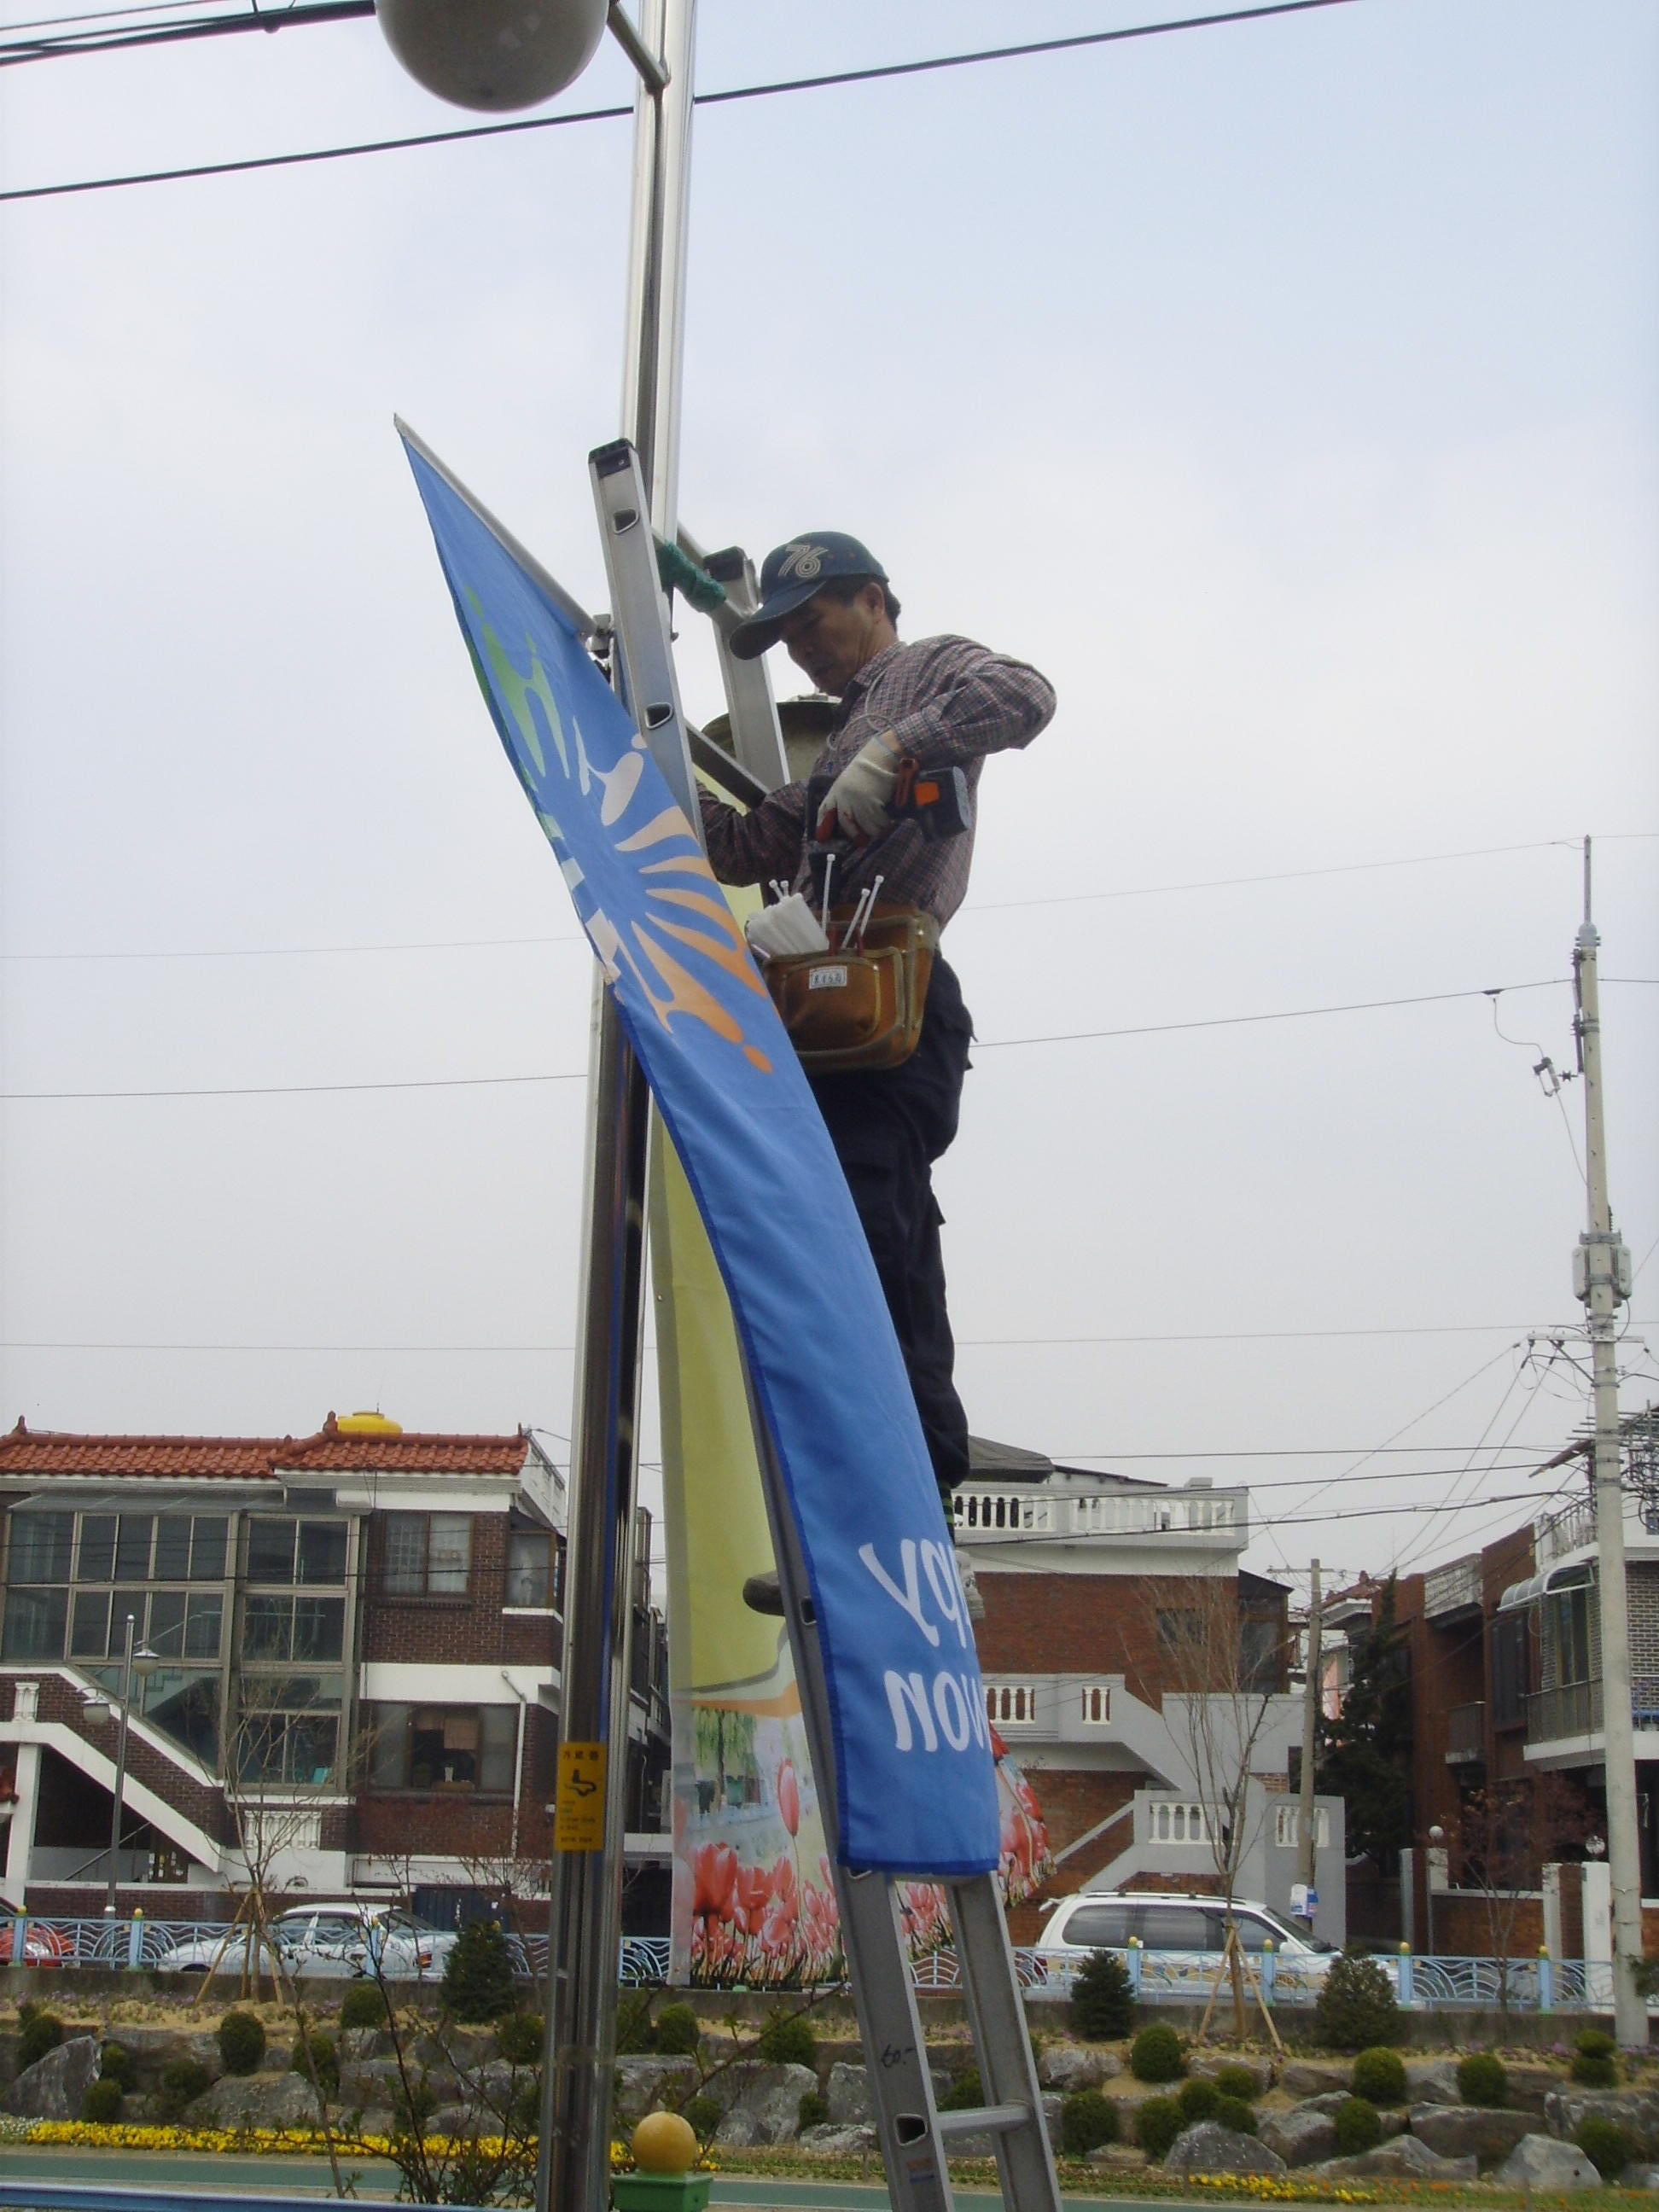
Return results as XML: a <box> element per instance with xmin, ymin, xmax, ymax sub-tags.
<box><xmin>1317</xmin><ymin>1575</ymin><xmax>1413</xmax><ymax>1870</ymax></box>
<box><xmin>441</xmin><ymin>1917</ymin><xmax>518</xmax><ymax>2023</ymax></box>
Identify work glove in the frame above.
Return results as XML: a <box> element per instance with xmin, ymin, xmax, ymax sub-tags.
<box><xmin>815</xmin><ymin>731</ymin><xmax>900</xmax><ymax>841</ymax></box>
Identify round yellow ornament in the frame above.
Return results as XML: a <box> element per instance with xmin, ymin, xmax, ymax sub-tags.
<box><xmin>632</xmin><ymin>2110</ymin><xmax>698</xmax><ymax>2174</ymax></box>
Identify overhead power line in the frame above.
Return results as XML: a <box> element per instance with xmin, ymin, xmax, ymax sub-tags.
<box><xmin>0</xmin><ymin>0</ymin><xmax>1362</xmax><ymax>201</ymax></box>
<box><xmin>0</xmin><ymin>977</ymin><xmax>1607</xmax><ymax>1100</ymax></box>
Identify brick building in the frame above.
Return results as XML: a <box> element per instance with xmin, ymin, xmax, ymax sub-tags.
<box><xmin>0</xmin><ymin>1413</ymin><xmax>670</xmax><ymax>1924</ymax></box>
<box><xmin>1336</xmin><ymin>1406</ymin><xmax>1659</xmax><ymax>1947</ymax></box>
<box><xmin>958</xmin><ymin>1439</ymin><xmax>1345</xmax><ymax>1945</ymax></box>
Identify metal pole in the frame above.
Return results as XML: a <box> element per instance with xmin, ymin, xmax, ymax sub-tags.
<box><xmin>1575</xmin><ymin>838</ymin><xmax>1644</xmax><ymax>2044</ymax></box>
<box><xmin>1297</xmin><ymin>1560</ymin><xmax>1321</xmax><ymax>1918</ymax></box>
<box><xmin>538</xmin><ymin>7</ymin><xmax>698</xmax><ymax>2209</ymax></box>
<box><xmin>104</xmin><ymin>1613</ymin><xmax>136</xmax><ymax>1917</ymax></box>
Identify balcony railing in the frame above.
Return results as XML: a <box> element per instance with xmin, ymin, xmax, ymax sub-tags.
<box><xmin>955</xmin><ymin>1488</ymin><xmax>1245</xmax><ymax>1540</ymax></box>
<box><xmin>1537</xmin><ymin>1497</ymin><xmax>1598</xmax><ymax>1566</ymax></box>
<box><xmin>1528</xmin><ymin>1678</ymin><xmax>1659</xmax><ymax>1744</ymax></box>
<box><xmin>1445</xmin><ymin>1700</ymin><xmax>1486</xmax><ymax>1761</ymax></box>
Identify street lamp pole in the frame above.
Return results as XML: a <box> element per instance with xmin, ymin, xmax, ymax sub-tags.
<box><xmin>103</xmin><ymin>1619</ymin><xmax>159</xmax><ymax>1916</ymax></box>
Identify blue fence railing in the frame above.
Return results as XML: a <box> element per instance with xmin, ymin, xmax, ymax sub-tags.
<box><xmin>0</xmin><ymin>1918</ymin><xmax>1619</xmax><ymax>2009</ymax></box>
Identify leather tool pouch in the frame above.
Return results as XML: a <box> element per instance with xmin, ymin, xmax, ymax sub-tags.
<box><xmin>763</xmin><ymin>903</ymin><xmax>939</xmax><ymax>1073</ymax></box>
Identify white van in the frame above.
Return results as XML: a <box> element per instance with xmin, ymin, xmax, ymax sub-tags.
<box><xmin>1036</xmin><ymin>1889</ymin><xmax>1336</xmax><ymax>1982</ymax></box>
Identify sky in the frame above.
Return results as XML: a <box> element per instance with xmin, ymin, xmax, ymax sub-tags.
<box><xmin>1</xmin><ymin>0</ymin><xmax>1656</xmax><ymax>1600</ymax></box>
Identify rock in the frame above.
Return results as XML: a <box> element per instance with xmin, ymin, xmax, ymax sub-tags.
<box><xmin>1039</xmin><ymin>2044</ymin><xmax>1117</xmax><ymax>2092</ymax></box>
<box><xmin>1296</xmin><ymin>2092</ymin><xmax>1405</xmax><ymax>2136</ymax></box>
<box><xmin>1626</xmin><ymin>2165</ymin><xmax>1659</xmax><ymax>2190</ymax></box>
<box><xmin>1</xmin><ymin>2036</ymin><xmax>100</xmax><ymax>2120</ymax></box>
<box><xmin>1498</xmin><ymin>2133</ymin><xmax>1601</xmax><ymax>2189</ymax></box>
<box><xmin>95</xmin><ymin>2025</ymin><xmax>224</xmax><ymax>2079</ymax></box>
<box><xmin>614</xmin><ymin>2056</ymin><xmax>699</xmax><ymax>2123</ymax></box>
<box><xmin>1086</xmin><ymin>2143</ymin><xmax>1146</xmax><ymax>2169</ymax></box>
<box><xmin>708</xmin><ymin>2060</ymin><xmax>818</xmax><ymax>2145</ymax></box>
<box><xmin>355</xmin><ymin>2107</ymin><xmax>395</xmax><ymax>2141</ymax></box>
<box><xmin>713</xmin><ymin>2106</ymin><xmax>760</xmax><ymax>2147</ymax></box>
<box><xmin>1409</xmin><ymin>2103</ymin><xmax>1534</xmax><ymax>2165</ymax></box>
<box><xmin>1317</xmin><ymin>2134</ymin><xmax>1477</xmax><ymax>2182</ymax></box>
<box><xmin>1279</xmin><ymin>2061</ymin><xmax>1350</xmax><ymax>2099</ymax></box>
<box><xmin>187</xmin><ymin>2070</ymin><xmax>324</xmax><ymax>2131</ymax></box>
<box><xmin>825</xmin><ymin>2061</ymin><xmax>952</xmax><ymax>2126</ymax></box>
<box><xmin>1545</xmin><ymin>2087</ymin><xmax>1659</xmax><ymax>2157</ymax></box>
<box><xmin>428</xmin><ymin>2101</ymin><xmax>491</xmax><ymax>2139</ymax></box>
<box><xmin>1164</xmin><ymin>2122</ymin><xmax>1288</xmax><ymax>2177</ymax></box>
<box><xmin>799</xmin><ymin>2122</ymin><xmax>877</xmax><ymax>2154</ymax></box>
<box><xmin>1503</xmin><ymin>2064</ymin><xmax>1564</xmax><ymax>2118</ymax></box>
<box><xmin>1402</xmin><ymin>2057</ymin><xmax>1461</xmax><ymax>2105</ymax></box>
<box><xmin>339</xmin><ymin>2027</ymin><xmax>392</xmax><ymax>2063</ymax></box>
<box><xmin>1190</xmin><ymin>2054</ymin><xmax>1268</xmax><ymax>2094</ymax></box>
<box><xmin>1258</xmin><ymin>2108</ymin><xmax>1338</xmax><ymax>2167</ymax></box>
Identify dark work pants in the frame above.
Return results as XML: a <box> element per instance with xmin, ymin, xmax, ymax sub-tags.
<box><xmin>806</xmin><ymin>955</ymin><xmax>973</xmax><ymax>1497</ymax></box>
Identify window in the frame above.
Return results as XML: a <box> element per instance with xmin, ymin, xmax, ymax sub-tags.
<box><xmin>68</xmin><ymin>1588</ymin><xmax>223</xmax><ymax>1663</ymax></box>
<box><xmin>506</xmin><ymin>1529</ymin><xmax>552</xmax><ymax>1609</ymax></box>
<box><xmin>1058</xmin><ymin>1903</ymin><xmax>1131</xmax><ymax>1948</ymax></box>
<box><xmin>8</xmin><ymin>1513</ymin><xmax>73</xmax><ymax>1586</ymax></box>
<box><xmin>1139</xmin><ymin>1905</ymin><xmax>1216</xmax><ymax>1951</ymax></box>
<box><xmin>243</xmin><ymin>1594</ymin><xmax>345</xmax><ymax>1662</ymax></box>
<box><xmin>367</xmin><ymin>1702</ymin><xmax>515</xmax><ymax>1792</ymax></box>
<box><xmin>1208</xmin><ymin>1910</ymin><xmax>1277</xmax><ymax>1953</ymax></box>
<box><xmin>1</xmin><ymin>1586</ymin><xmax>67</xmax><ymax>1659</ymax></box>
<box><xmin>1156</xmin><ymin>1609</ymin><xmax>1204</xmax><ymax>1650</ymax></box>
<box><xmin>236</xmin><ymin>1674</ymin><xmax>343</xmax><ymax>1785</ymax></box>
<box><xmin>247</xmin><ymin>1518</ymin><xmax>348</xmax><ymax>1586</ymax></box>
<box><xmin>1491</xmin><ymin>1612</ymin><xmax>1530</xmax><ymax>1728</ymax></box>
<box><xmin>382</xmin><ymin>1514</ymin><xmax>472</xmax><ymax>1597</ymax></box>
<box><xmin>1549</xmin><ymin>1586</ymin><xmax>1594</xmax><ymax>1685</ymax></box>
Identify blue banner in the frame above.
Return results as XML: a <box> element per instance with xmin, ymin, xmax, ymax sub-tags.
<box><xmin>402</xmin><ymin>435</ymin><xmax>998</xmax><ymax>1874</ymax></box>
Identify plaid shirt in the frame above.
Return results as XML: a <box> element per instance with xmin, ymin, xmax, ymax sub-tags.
<box><xmin>698</xmin><ymin>634</ymin><xmax>1055</xmax><ymax>928</ymax></box>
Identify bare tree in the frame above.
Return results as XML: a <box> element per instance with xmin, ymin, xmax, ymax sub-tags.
<box><xmin>1450</xmin><ymin>1774</ymin><xmax>1594</xmax><ymax>2025</ymax></box>
<box><xmin>1125</xmin><ymin>1575</ymin><xmax>1294</xmax><ymax>2040</ymax></box>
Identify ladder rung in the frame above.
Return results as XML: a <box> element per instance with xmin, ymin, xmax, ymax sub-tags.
<box><xmin>932</xmin><ymin>2102</ymin><xmax>1033</xmax><ymax>2139</ymax></box>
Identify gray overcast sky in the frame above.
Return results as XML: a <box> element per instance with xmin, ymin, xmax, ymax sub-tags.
<box><xmin>1</xmin><ymin>0</ymin><xmax>1655</xmax><ymax>1596</ymax></box>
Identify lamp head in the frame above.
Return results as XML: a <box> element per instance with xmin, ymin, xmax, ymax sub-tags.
<box><xmin>375</xmin><ymin>0</ymin><xmax>608</xmax><ymax>113</ymax></box>
<box><xmin>1586</xmin><ymin>1834</ymin><xmax>1607</xmax><ymax>1859</ymax></box>
<box><xmin>131</xmin><ymin>1644</ymin><xmax>160</xmax><ymax>1680</ymax></box>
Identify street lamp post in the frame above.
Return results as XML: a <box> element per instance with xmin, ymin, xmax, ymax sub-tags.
<box><xmin>103</xmin><ymin>1615</ymin><xmax>160</xmax><ymax>1916</ymax></box>
<box><xmin>1424</xmin><ymin>1825</ymin><xmax>1444</xmax><ymax>1957</ymax></box>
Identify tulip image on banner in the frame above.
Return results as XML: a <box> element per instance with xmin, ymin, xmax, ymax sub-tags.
<box><xmin>402</xmin><ymin>428</ymin><xmax>999</xmax><ymax>1876</ymax></box>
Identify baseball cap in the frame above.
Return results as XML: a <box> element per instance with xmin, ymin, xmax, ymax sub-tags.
<box><xmin>727</xmin><ymin>533</ymin><xmax>888</xmax><ymax>661</ymax></box>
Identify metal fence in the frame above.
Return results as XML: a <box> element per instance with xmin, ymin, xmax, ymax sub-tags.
<box><xmin>0</xmin><ymin>1915</ymin><xmax>1620</xmax><ymax>2010</ymax></box>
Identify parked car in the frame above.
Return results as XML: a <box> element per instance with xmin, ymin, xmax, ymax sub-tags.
<box><xmin>0</xmin><ymin>1918</ymin><xmax>72</xmax><ymax>1965</ymax></box>
<box><xmin>1034</xmin><ymin>1890</ymin><xmax>1339</xmax><ymax>1995</ymax></box>
<box><xmin>156</xmin><ymin>1902</ymin><xmax>454</xmax><ymax>1980</ymax></box>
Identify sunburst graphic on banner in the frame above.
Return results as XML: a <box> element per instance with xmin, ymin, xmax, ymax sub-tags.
<box><xmin>468</xmin><ymin>600</ymin><xmax>773</xmax><ymax>1074</ymax></box>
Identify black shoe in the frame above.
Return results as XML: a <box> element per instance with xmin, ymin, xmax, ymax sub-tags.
<box><xmin>742</xmin><ymin>1570</ymin><xmax>784</xmax><ymax>1616</ymax></box>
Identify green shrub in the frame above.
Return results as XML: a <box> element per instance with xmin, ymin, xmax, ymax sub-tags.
<box><xmin>1571</xmin><ymin>2028</ymin><xmax>1618</xmax><ymax>2088</ymax></box>
<box><xmin>939</xmin><ymin>2069</ymin><xmax>982</xmax><ymax>2111</ymax></box>
<box><xmin>1332</xmin><ymin>2096</ymin><xmax>1382</xmax><ymax>2157</ymax></box>
<box><xmin>1134</xmin><ymin>2094</ymin><xmax>1183</xmax><ymax>2161</ymax></box>
<box><xmin>289</xmin><ymin>2029</ymin><xmax>339</xmax><ymax>2098</ymax></box>
<box><xmin>1350</xmin><ymin>2046</ymin><xmax>1406</xmax><ymax>2105</ymax></box>
<box><xmin>754</xmin><ymin>2010</ymin><xmax>817</xmax><ymax>2068</ymax></box>
<box><xmin>798</xmin><ymin>2089</ymin><xmax>830</xmax><ymax>2130</ymax></box>
<box><xmin>684</xmin><ymin>2092</ymin><xmax>722</xmax><ymax>2140</ymax></box>
<box><xmin>15</xmin><ymin>2010</ymin><xmax>63</xmax><ymax>2073</ymax></box>
<box><xmin>79</xmin><ymin>2076</ymin><xmax>124</xmax><ymax>2123</ymax></box>
<box><xmin>1069</xmin><ymin>1947</ymin><xmax>1136</xmax><ymax>2040</ymax></box>
<box><xmin>1214</xmin><ymin>2094</ymin><xmax>1257</xmax><ymax>2135</ymax></box>
<box><xmin>1575</xmin><ymin>2114</ymin><xmax>1631</xmax><ymax>2180</ymax></box>
<box><xmin>1059</xmin><ymin>2089</ymin><xmax>1119</xmax><ymax>2157</ymax></box>
<box><xmin>156</xmin><ymin>2057</ymin><xmax>212</xmax><ymax>2118</ymax></box>
<box><xmin>1456</xmin><ymin>2052</ymin><xmax>1508</xmax><ymax>2107</ymax></box>
<box><xmin>97</xmin><ymin>2041</ymin><xmax>135</xmax><ymax>2092</ymax></box>
<box><xmin>217</xmin><ymin>2008</ymin><xmax>265</xmax><ymax>2076</ymax></box>
<box><xmin>508</xmin><ymin>2077</ymin><xmax>540</xmax><ymax>2135</ymax></box>
<box><xmin>393</xmin><ymin>2078</ymin><xmax>438</xmax><ymax>2139</ymax></box>
<box><xmin>1212</xmin><ymin>2064</ymin><xmax>1258</xmax><ymax>2101</ymax></box>
<box><xmin>1175</xmin><ymin>2076</ymin><xmax>1219</xmax><ymax>2124</ymax></box>
<box><xmin>441</xmin><ymin>1918</ymin><xmax>516</xmax><ymax>2023</ymax></box>
<box><xmin>616</xmin><ymin>1993</ymin><xmax>656</xmax><ymax>2054</ymax></box>
<box><xmin>1129</xmin><ymin>2023</ymin><xmax>1185</xmax><ymax>2083</ymax></box>
<box><xmin>1313</xmin><ymin>1952</ymin><xmax>1402</xmax><ymax>2053</ymax></box>
<box><xmin>339</xmin><ymin>1982</ymin><xmax>392</xmax><ymax>2032</ymax></box>
<box><xmin>653</xmin><ymin>2002</ymin><xmax>701</xmax><ymax>2056</ymax></box>
<box><xmin>496</xmin><ymin>2011</ymin><xmax>543</xmax><ymax>2066</ymax></box>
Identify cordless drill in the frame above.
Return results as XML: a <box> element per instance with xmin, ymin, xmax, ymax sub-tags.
<box><xmin>807</xmin><ymin>755</ymin><xmax>974</xmax><ymax>844</ymax></box>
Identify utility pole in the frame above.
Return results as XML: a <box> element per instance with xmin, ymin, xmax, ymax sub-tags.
<box><xmin>1297</xmin><ymin>1560</ymin><xmax>1321</xmax><ymax>1922</ymax></box>
<box><xmin>1575</xmin><ymin>837</ymin><xmax>1643</xmax><ymax>2044</ymax></box>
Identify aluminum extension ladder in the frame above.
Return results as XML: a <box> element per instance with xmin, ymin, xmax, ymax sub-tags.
<box><xmin>589</xmin><ymin>436</ymin><xmax>1062</xmax><ymax>2212</ymax></box>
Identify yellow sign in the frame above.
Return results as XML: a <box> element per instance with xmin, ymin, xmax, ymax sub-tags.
<box><xmin>555</xmin><ymin>1740</ymin><xmax>607</xmax><ymax>1850</ymax></box>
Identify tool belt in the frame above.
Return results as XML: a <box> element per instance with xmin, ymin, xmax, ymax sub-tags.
<box><xmin>763</xmin><ymin>902</ymin><xmax>939</xmax><ymax>1073</ymax></box>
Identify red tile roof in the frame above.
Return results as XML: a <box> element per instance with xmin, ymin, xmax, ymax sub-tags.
<box><xmin>0</xmin><ymin>1414</ymin><xmax>533</xmax><ymax>1484</ymax></box>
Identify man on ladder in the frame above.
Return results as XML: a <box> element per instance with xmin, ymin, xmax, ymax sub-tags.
<box><xmin>698</xmin><ymin>532</ymin><xmax>1055</xmax><ymax>1608</ymax></box>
